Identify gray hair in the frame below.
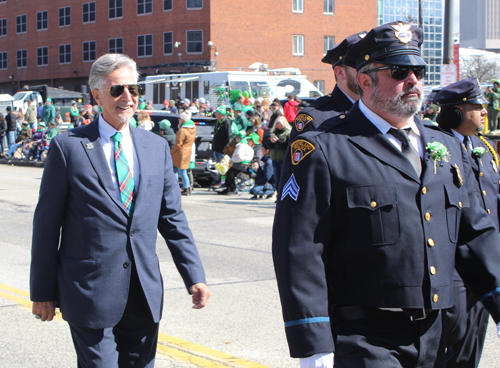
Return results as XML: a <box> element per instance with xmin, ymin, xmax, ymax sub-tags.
<box><xmin>357</xmin><ymin>63</ymin><xmax>378</xmax><ymax>97</ymax></box>
<box><xmin>88</xmin><ymin>54</ymin><xmax>140</xmax><ymax>91</ymax></box>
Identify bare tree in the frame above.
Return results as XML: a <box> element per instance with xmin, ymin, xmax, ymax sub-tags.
<box><xmin>460</xmin><ymin>55</ymin><xmax>500</xmax><ymax>82</ymax></box>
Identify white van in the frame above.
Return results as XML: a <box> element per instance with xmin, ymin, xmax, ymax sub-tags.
<box><xmin>143</xmin><ymin>70</ymin><xmax>322</xmax><ymax>109</ymax></box>
<box><xmin>12</xmin><ymin>91</ymin><xmax>43</xmax><ymax>114</ymax></box>
<box><xmin>0</xmin><ymin>94</ymin><xmax>14</xmax><ymax>114</ymax></box>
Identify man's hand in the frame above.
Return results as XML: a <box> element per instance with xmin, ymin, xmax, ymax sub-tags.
<box><xmin>189</xmin><ymin>283</ymin><xmax>210</xmax><ymax>309</ymax></box>
<box><xmin>32</xmin><ymin>301</ymin><xmax>57</xmax><ymax>322</ymax></box>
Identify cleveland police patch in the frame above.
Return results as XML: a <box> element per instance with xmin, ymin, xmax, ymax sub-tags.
<box><xmin>294</xmin><ymin>114</ymin><xmax>313</xmax><ymax>132</ymax></box>
<box><xmin>291</xmin><ymin>140</ymin><xmax>315</xmax><ymax>165</ymax></box>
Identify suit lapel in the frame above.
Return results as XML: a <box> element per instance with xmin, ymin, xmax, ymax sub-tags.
<box><xmin>347</xmin><ymin>106</ymin><xmax>420</xmax><ymax>183</ymax></box>
<box><xmin>80</xmin><ymin>119</ymin><xmax>128</xmax><ymax>215</ymax></box>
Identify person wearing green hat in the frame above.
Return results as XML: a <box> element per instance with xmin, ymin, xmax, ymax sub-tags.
<box><xmin>484</xmin><ymin>79</ymin><xmax>500</xmax><ymax>131</ymax></box>
<box><xmin>41</xmin><ymin>98</ymin><xmax>56</xmax><ymax>126</ymax></box>
<box><xmin>213</xmin><ymin>105</ymin><xmax>232</xmax><ymax>163</ymax></box>
<box><xmin>158</xmin><ymin>119</ymin><xmax>176</xmax><ymax>148</ymax></box>
<box><xmin>232</xmin><ymin>104</ymin><xmax>249</xmax><ymax>138</ymax></box>
<box><xmin>422</xmin><ymin>103</ymin><xmax>440</xmax><ymax>123</ymax></box>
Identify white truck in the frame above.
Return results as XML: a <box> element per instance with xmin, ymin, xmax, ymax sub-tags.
<box><xmin>143</xmin><ymin>69</ymin><xmax>323</xmax><ymax>109</ymax></box>
<box><xmin>12</xmin><ymin>90</ymin><xmax>43</xmax><ymax>114</ymax></box>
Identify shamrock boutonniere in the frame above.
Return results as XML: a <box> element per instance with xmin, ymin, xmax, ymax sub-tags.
<box><xmin>472</xmin><ymin>147</ymin><xmax>488</xmax><ymax>166</ymax></box>
<box><xmin>426</xmin><ymin>142</ymin><xmax>451</xmax><ymax>174</ymax></box>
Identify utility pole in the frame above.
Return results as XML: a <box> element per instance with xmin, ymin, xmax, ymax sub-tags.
<box><xmin>443</xmin><ymin>0</ymin><xmax>454</xmax><ymax>64</ymax></box>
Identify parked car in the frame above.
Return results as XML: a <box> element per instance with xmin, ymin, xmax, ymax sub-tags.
<box><xmin>134</xmin><ymin>109</ymin><xmax>216</xmax><ymax>186</ymax></box>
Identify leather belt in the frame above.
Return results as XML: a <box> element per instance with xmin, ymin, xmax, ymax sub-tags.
<box><xmin>335</xmin><ymin>306</ymin><xmax>435</xmax><ymax>322</ymax></box>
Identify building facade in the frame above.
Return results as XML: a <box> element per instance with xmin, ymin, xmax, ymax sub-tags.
<box><xmin>0</xmin><ymin>0</ymin><xmax>377</xmax><ymax>98</ymax></box>
<box><xmin>378</xmin><ymin>0</ymin><xmax>444</xmax><ymax>85</ymax></box>
<box><xmin>460</xmin><ymin>0</ymin><xmax>500</xmax><ymax>52</ymax></box>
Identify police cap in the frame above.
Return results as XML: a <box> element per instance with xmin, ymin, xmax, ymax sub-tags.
<box><xmin>344</xmin><ymin>21</ymin><xmax>426</xmax><ymax>70</ymax></box>
<box><xmin>432</xmin><ymin>78</ymin><xmax>487</xmax><ymax>107</ymax></box>
<box><xmin>321</xmin><ymin>31</ymin><xmax>367</xmax><ymax>66</ymax></box>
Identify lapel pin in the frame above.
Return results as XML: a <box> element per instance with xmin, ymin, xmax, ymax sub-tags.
<box><xmin>86</xmin><ymin>143</ymin><xmax>94</xmax><ymax>150</ymax></box>
<box><xmin>452</xmin><ymin>164</ymin><xmax>463</xmax><ymax>187</ymax></box>
<box><xmin>492</xmin><ymin>160</ymin><xmax>498</xmax><ymax>173</ymax></box>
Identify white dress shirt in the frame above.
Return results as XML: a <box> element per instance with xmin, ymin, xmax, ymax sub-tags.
<box><xmin>98</xmin><ymin>115</ymin><xmax>140</xmax><ymax>202</ymax></box>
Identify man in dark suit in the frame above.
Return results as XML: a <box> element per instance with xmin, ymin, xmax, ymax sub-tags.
<box><xmin>290</xmin><ymin>31</ymin><xmax>366</xmax><ymax>140</ymax></box>
<box><xmin>433</xmin><ymin>79</ymin><xmax>500</xmax><ymax>368</ymax></box>
<box><xmin>273</xmin><ymin>22</ymin><xmax>500</xmax><ymax>368</ymax></box>
<box><xmin>30</xmin><ymin>53</ymin><xmax>210</xmax><ymax>367</ymax></box>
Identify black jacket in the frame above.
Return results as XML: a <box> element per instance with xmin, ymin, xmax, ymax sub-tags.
<box><xmin>212</xmin><ymin>116</ymin><xmax>231</xmax><ymax>154</ymax></box>
<box><xmin>6</xmin><ymin>112</ymin><xmax>16</xmax><ymax>132</ymax></box>
<box><xmin>255</xmin><ymin>155</ymin><xmax>274</xmax><ymax>185</ymax></box>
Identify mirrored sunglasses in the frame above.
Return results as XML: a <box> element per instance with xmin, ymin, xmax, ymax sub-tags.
<box><xmin>364</xmin><ymin>65</ymin><xmax>426</xmax><ymax>80</ymax></box>
<box><xmin>109</xmin><ymin>84</ymin><xmax>142</xmax><ymax>97</ymax></box>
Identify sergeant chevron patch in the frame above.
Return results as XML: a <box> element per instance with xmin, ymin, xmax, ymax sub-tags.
<box><xmin>294</xmin><ymin>113</ymin><xmax>313</xmax><ymax>132</ymax></box>
<box><xmin>291</xmin><ymin>139</ymin><xmax>315</xmax><ymax>165</ymax></box>
<box><xmin>281</xmin><ymin>174</ymin><xmax>300</xmax><ymax>201</ymax></box>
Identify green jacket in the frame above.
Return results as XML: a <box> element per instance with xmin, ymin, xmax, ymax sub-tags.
<box><xmin>269</xmin><ymin>128</ymin><xmax>291</xmax><ymax>162</ymax></box>
<box><xmin>41</xmin><ymin>104</ymin><xmax>56</xmax><ymax>124</ymax></box>
<box><xmin>46</xmin><ymin>127</ymin><xmax>59</xmax><ymax>141</ymax></box>
<box><xmin>484</xmin><ymin>88</ymin><xmax>500</xmax><ymax>110</ymax></box>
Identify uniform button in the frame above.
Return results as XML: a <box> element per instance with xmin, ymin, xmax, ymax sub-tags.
<box><xmin>433</xmin><ymin>294</ymin><xmax>439</xmax><ymax>303</ymax></box>
<box><xmin>483</xmin><ymin>190</ymin><xmax>487</xmax><ymax>196</ymax></box>
<box><xmin>459</xmin><ymin>202</ymin><xmax>462</xmax><ymax>208</ymax></box>
<box><xmin>425</xmin><ymin>212</ymin><xmax>431</xmax><ymax>221</ymax></box>
<box><xmin>123</xmin><ymin>262</ymin><xmax>130</xmax><ymax>269</ymax></box>
<box><xmin>498</xmin><ymin>180</ymin><xmax>500</xmax><ymax>184</ymax></box>
<box><xmin>479</xmin><ymin>172</ymin><xmax>484</xmax><ymax>177</ymax></box>
<box><xmin>130</xmin><ymin>231</ymin><xmax>135</xmax><ymax>236</ymax></box>
<box><xmin>340</xmin><ymin>114</ymin><xmax>346</xmax><ymax>119</ymax></box>
<box><xmin>430</xmin><ymin>266</ymin><xmax>436</xmax><ymax>275</ymax></box>
<box><xmin>428</xmin><ymin>238</ymin><xmax>435</xmax><ymax>247</ymax></box>
<box><xmin>422</xmin><ymin>187</ymin><xmax>427</xmax><ymax>194</ymax></box>
<box><xmin>488</xmin><ymin>209</ymin><xmax>491</xmax><ymax>214</ymax></box>
<box><xmin>328</xmin><ymin>94</ymin><xmax>332</xmax><ymax>97</ymax></box>
<box><xmin>370</xmin><ymin>201</ymin><xmax>377</xmax><ymax>208</ymax></box>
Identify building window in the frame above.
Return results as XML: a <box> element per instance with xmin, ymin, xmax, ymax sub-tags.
<box><xmin>16</xmin><ymin>15</ymin><xmax>27</xmax><ymax>34</ymax></box>
<box><xmin>163</xmin><ymin>32</ymin><xmax>173</xmax><ymax>54</ymax></box>
<box><xmin>138</xmin><ymin>0</ymin><xmax>153</xmax><ymax>14</ymax></box>
<box><xmin>324</xmin><ymin>0</ymin><xmax>334</xmax><ymax>14</ymax></box>
<box><xmin>59</xmin><ymin>7</ymin><xmax>71</xmax><ymax>27</ymax></box>
<box><xmin>59</xmin><ymin>44</ymin><xmax>71</xmax><ymax>64</ymax></box>
<box><xmin>83</xmin><ymin>41</ymin><xmax>96</xmax><ymax>62</ymax></box>
<box><xmin>37</xmin><ymin>11</ymin><xmax>48</xmax><ymax>31</ymax></box>
<box><xmin>83</xmin><ymin>2</ymin><xmax>96</xmax><ymax>23</ymax></box>
<box><xmin>0</xmin><ymin>52</ymin><xmax>7</xmax><ymax>70</ymax></box>
<box><xmin>293</xmin><ymin>35</ymin><xmax>304</xmax><ymax>56</ymax></box>
<box><xmin>138</xmin><ymin>34</ymin><xmax>153</xmax><ymax>57</ymax></box>
<box><xmin>324</xmin><ymin>36</ymin><xmax>335</xmax><ymax>55</ymax></box>
<box><xmin>186</xmin><ymin>0</ymin><xmax>202</xmax><ymax>8</ymax></box>
<box><xmin>37</xmin><ymin>47</ymin><xmax>49</xmax><ymax>67</ymax></box>
<box><xmin>17</xmin><ymin>49</ymin><xmax>27</xmax><ymax>68</ymax></box>
<box><xmin>314</xmin><ymin>80</ymin><xmax>325</xmax><ymax>94</ymax></box>
<box><xmin>186</xmin><ymin>31</ymin><xmax>202</xmax><ymax>53</ymax></box>
<box><xmin>0</xmin><ymin>19</ymin><xmax>6</xmax><ymax>36</ymax></box>
<box><xmin>164</xmin><ymin>0</ymin><xmax>173</xmax><ymax>11</ymax></box>
<box><xmin>293</xmin><ymin>0</ymin><xmax>303</xmax><ymax>13</ymax></box>
<box><xmin>109</xmin><ymin>38</ymin><xmax>123</xmax><ymax>53</ymax></box>
<box><xmin>109</xmin><ymin>0</ymin><xmax>123</xmax><ymax>19</ymax></box>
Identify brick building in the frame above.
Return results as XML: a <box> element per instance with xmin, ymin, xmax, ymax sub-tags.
<box><xmin>0</xmin><ymin>0</ymin><xmax>377</xmax><ymax>97</ymax></box>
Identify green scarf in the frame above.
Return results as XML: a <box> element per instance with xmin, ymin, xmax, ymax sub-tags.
<box><xmin>181</xmin><ymin>119</ymin><xmax>195</xmax><ymax>128</ymax></box>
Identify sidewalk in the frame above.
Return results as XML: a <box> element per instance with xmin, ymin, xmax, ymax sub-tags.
<box><xmin>0</xmin><ymin>157</ymin><xmax>44</xmax><ymax>168</ymax></box>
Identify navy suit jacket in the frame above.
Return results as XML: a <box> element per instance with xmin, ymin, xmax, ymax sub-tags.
<box><xmin>30</xmin><ymin>119</ymin><xmax>206</xmax><ymax>329</ymax></box>
<box><xmin>273</xmin><ymin>102</ymin><xmax>500</xmax><ymax>358</ymax></box>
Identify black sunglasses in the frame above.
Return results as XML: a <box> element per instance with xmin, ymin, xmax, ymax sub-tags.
<box><xmin>364</xmin><ymin>65</ymin><xmax>426</xmax><ymax>80</ymax></box>
<box><xmin>108</xmin><ymin>84</ymin><xmax>142</xmax><ymax>97</ymax></box>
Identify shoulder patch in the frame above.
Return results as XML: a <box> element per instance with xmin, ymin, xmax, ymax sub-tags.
<box><xmin>294</xmin><ymin>113</ymin><xmax>313</xmax><ymax>132</ymax></box>
<box><xmin>291</xmin><ymin>139</ymin><xmax>316</xmax><ymax>165</ymax></box>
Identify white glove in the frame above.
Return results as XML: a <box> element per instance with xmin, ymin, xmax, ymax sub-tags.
<box><xmin>300</xmin><ymin>352</ymin><xmax>334</xmax><ymax>368</ymax></box>
<box><xmin>497</xmin><ymin>322</ymin><xmax>500</xmax><ymax>337</ymax></box>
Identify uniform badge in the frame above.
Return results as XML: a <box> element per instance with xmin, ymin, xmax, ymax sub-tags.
<box><xmin>281</xmin><ymin>174</ymin><xmax>300</xmax><ymax>201</ymax></box>
<box><xmin>492</xmin><ymin>160</ymin><xmax>498</xmax><ymax>173</ymax></box>
<box><xmin>291</xmin><ymin>140</ymin><xmax>315</xmax><ymax>165</ymax></box>
<box><xmin>452</xmin><ymin>164</ymin><xmax>464</xmax><ymax>187</ymax></box>
<box><xmin>86</xmin><ymin>143</ymin><xmax>94</xmax><ymax>150</ymax></box>
<box><xmin>391</xmin><ymin>22</ymin><xmax>412</xmax><ymax>44</ymax></box>
<box><xmin>294</xmin><ymin>114</ymin><xmax>313</xmax><ymax>132</ymax></box>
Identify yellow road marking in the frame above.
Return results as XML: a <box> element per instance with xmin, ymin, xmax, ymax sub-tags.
<box><xmin>0</xmin><ymin>283</ymin><xmax>271</xmax><ymax>368</ymax></box>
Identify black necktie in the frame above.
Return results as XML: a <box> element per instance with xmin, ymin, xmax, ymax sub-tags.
<box><xmin>389</xmin><ymin>128</ymin><xmax>422</xmax><ymax>176</ymax></box>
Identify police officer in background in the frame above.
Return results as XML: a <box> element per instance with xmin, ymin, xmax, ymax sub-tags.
<box><xmin>290</xmin><ymin>32</ymin><xmax>366</xmax><ymax>140</ymax></box>
<box><xmin>433</xmin><ymin>78</ymin><xmax>500</xmax><ymax>368</ymax></box>
<box><xmin>273</xmin><ymin>21</ymin><xmax>500</xmax><ymax>368</ymax></box>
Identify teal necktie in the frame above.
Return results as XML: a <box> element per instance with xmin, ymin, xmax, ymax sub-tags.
<box><xmin>111</xmin><ymin>132</ymin><xmax>135</xmax><ymax>214</ymax></box>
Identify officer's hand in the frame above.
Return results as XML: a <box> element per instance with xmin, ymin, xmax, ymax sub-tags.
<box><xmin>32</xmin><ymin>301</ymin><xmax>57</xmax><ymax>322</ymax></box>
<box><xmin>300</xmin><ymin>353</ymin><xmax>334</xmax><ymax>368</ymax></box>
<box><xmin>190</xmin><ymin>283</ymin><xmax>210</xmax><ymax>309</ymax></box>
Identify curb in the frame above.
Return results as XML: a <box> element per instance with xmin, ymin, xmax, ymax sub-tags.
<box><xmin>0</xmin><ymin>158</ymin><xmax>45</xmax><ymax>168</ymax></box>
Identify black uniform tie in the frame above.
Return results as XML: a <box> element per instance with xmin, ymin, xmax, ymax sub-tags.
<box><xmin>389</xmin><ymin>128</ymin><xmax>422</xmax><ymax>176</ymax></box>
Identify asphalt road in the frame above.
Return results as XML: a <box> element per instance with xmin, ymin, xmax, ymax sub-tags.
<box><xmin>0</xmin><ymin>163</ymin><xmax>498</xmax><ymax>367</ymax></box>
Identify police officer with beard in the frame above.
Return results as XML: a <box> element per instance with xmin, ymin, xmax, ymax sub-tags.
<box><xmin>433</xmin><ymin>78</ymin><xmax>500</xmax><ymax>368</ymax></box>
<box><xmin>290</xmin><ymin>32</ymin><xmax>366</xmax><ymax>140</ymax></box>
<box><xmin>273</xmin><ymin>22</ymin><xmax>500</xmax><ymax>368</ymax></box>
